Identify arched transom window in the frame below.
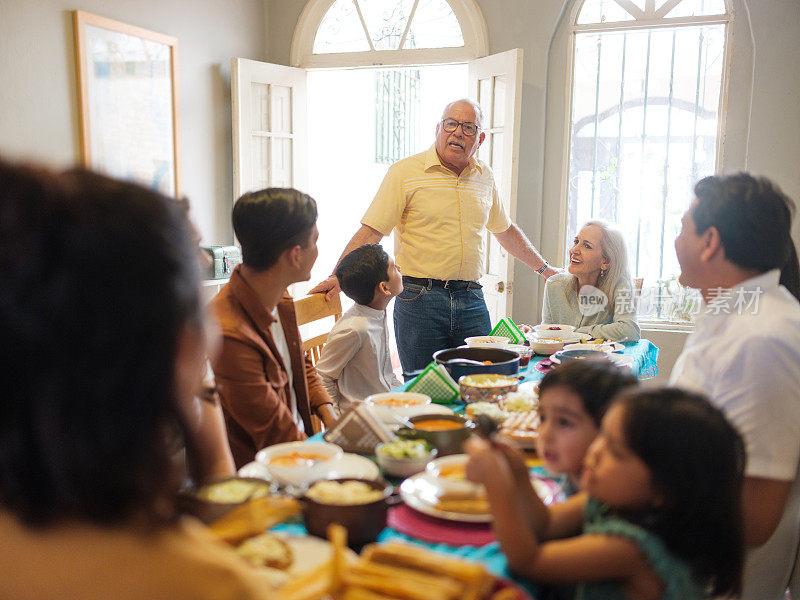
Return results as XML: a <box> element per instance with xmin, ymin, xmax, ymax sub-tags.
<box><xmin>564</xmin><ymin>0</ymin><xmax>731</xmax><ymax>322</ymax></box>
<box><xmin>291</xmin><ymin>0</ymin><xmax>488</xmax><ymax>67</ymax></box>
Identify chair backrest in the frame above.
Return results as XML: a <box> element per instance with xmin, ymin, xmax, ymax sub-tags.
<box><xmin>294</xmin><ymin>292</ymin><xmax>343</xmax><ymax>366</ymax></box>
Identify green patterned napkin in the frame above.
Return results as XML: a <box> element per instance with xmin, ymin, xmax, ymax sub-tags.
<box><xmin>406</xmin><ymin>362</ymin><xmax>460</xmax><ymax>404</ymax></box>
<box><xmin>490</xmin><ymin>317</ymin><xmax>525</xmax><ymax>344</ymax></box>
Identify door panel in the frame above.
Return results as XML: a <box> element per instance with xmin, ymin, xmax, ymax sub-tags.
<box><xmin>232</xmin><ymin>58</ymin><xmax>307</xmax><ymax>201</ymax></box>
<box><xmin>469</xmin><ymin>49</ymin><xmax>523</xmax><ymax>326</ymax></box>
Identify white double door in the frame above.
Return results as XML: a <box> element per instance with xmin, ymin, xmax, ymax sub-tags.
<box><xmin>231</xmin><ymin>49</ymin><xmax>523</xmax><ymax>325</ymax></box>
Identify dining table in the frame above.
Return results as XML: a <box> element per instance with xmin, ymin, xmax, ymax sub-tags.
<box><xmin>262</xmin><ymin>339</ymin><xmax>660</xmax><ymax>599</ymax></box>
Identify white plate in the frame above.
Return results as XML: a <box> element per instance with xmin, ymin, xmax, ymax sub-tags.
<box><xmin>534</xmin><ymin>331</ymin><xmax>583</xmax><ymax>344</ymax></box>
<box><xmin>326</xmin><ymin>453</ymin><xmax>381</xmax><ymax>480</ymax></box>
<box><xmin>241</xmin><ymin>452</ymin><xmax>380</xmax><ymax>483</ymax></box>
<box><xmin>266</xmin><ymin>534</ymin><xmax>355</xmax><ymax>586</ymax></box>
<box><xmin>563</xmin><ymin>343</ymin><xmax>613</xmax><ymax>353</ymax></box>
<box><xmin>400</xmin><ymin>472</ymin><xmax>491</xmax><ymax>523</ymax></box>
<box><xmin>400</xmin><ymin>472</ymin><xmax>554</xmax><ymax>523</ymax></box>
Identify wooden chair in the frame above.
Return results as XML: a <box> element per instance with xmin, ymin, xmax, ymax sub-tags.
<box><xmin>294</xmin><ymin>292</ymin><xmax>343</xmax><ymax>365</ymax></box>
<box><xmin>294</xmin><ymin>292</ymin><xmax>343</xmax><ymax>434</ymax></box>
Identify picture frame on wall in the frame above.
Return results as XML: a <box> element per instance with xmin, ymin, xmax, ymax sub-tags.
<box><xmin>73</xmin><ymin>10</ymin><xmax>181</xmax><ymax>197</ymax></box>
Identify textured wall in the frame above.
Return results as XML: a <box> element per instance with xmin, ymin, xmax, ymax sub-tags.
<box><xmin>0</xmin><ymin>0</ymin><xmax>266</xmax><ymax>245</ymax></box>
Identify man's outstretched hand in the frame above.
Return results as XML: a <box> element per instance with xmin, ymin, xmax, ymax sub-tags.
<box><xmin>308</xmin><ymin>274</ymin><xmax>340</xmax><ymax>301</ymax></box>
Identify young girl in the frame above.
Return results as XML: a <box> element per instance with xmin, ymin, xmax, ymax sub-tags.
<box><xmin>536</xmin><ymin>360</ymin><xmax>636</xmax><ymax>497</ymax></box>
<box><xmin>466</xmin><ymin>388</ymin><xmax>745</xmax><ymax>600</ymax></box>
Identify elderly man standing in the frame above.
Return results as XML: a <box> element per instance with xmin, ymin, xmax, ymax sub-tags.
<box><xmin>669</xmin><ymin>173</ymin><xmax>800</xmax><ymax>600</ymax></box>
<box><xmin>312</xmin><ymin>99</ymin><xmax>556</xmax><ymax>374</ymax></box>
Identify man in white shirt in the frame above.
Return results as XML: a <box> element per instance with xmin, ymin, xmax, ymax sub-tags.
<box><xmin>669</xmin><ymin>173</ymin><xmax>800</xmax><ymax>599</ymax></box>
<box><xmin>317</xmin><ymin>244</ymin><xmax>403</xmax><ymax>412</ymax></box>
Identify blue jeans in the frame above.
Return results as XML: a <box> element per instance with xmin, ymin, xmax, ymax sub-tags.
<box><xmin>393</xmin><ymin>279</ymin><xmax>492</xmax><ymax>376</ymax></box>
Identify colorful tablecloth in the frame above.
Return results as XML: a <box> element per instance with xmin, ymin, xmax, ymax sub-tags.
<box><xmin>287</xmin><ymin>339</ymin><xmax>659</xmax><ymax>597</ymax></box>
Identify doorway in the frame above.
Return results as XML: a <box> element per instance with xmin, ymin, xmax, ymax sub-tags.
<box><xmin>297</xmin><ymin>63</ymin><xmax>468</xmax><ymax>297</ymax></box>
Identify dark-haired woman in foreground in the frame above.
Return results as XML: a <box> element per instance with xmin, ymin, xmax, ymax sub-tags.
<box><xmin>0</xmin><ymin>161</ymin><xmax>275</xmax><ymax>599</ymax></box>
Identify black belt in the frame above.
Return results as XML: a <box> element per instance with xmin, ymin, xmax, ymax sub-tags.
<box><xmin>402</xmin><ymin>276</ymin><xmax>482</xmax><ymax>290</ymax></box>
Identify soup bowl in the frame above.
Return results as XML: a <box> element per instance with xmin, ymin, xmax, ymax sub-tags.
<box><xmin>364</xmin><ymin>392</ymin><xmax>431</xmax><ymax>423</ymax></box>
<box><xmin>255</xmin><ymin>441</ymin><xmax>343</xmax><ymax>488</ymax></box>
<box><xmin>533</xmin><ymin>324</ymin><xmax>576</xmax><ymax>339</ymax></box>
<box><xmin>395</xmin><ymin>414</ymin><xmax>475</xmax><ymax>456</ymax></box>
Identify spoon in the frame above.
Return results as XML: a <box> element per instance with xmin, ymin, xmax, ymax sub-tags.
<box><xmin>442</xmin><ymin>358</ymin><xmax>486</xmax><ymax>366</ymax></box>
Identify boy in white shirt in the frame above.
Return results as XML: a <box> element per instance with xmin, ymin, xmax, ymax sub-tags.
<box><xmin>317</xmin><ymin>244</ymin><xmax>403</xmax><ymax>413</ymax></box>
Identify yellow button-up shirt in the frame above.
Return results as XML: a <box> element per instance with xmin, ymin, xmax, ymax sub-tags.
<box><xmin>361</xmin><ymin>145</ymin><xmax>511</xmax><ymax>282</ymax></box>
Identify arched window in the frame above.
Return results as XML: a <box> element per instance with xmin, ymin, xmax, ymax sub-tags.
<box><xmin>290</xmin><ymin>0</ymin><xmax>488</xmax><ymax>68</ymax></box>
<box><xmin>563</xmin><ymin>0</ymin><xmax>731</xmax><ymax>322</ymax></box>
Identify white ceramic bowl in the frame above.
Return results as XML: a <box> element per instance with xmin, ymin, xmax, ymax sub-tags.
<box><xmin>364</xmin><ymin>392</ymin><xmax>432</xmax><ymax>424</ymax></box>
<box><xmin>256</xmin><ymin>441</ymin><xmax>343</xmax><ymax>487</ymax></box>
<box><xmin>526</xmin><ymin>336</ymin><xmax>566</xmax><ymax>355</ymax></box>
<box><xmin>375</xmin><ymin>441</ymin><xmax>438</xmax><ymax>479</ymax></box>
<box><xmin>533</xmin><ymin>324</ymin><xmax>576</xmax><ymax>339</ymax></box>
<box><xmin>425</xmin><ymin>454</ymin><xmax>485</xmax><ymax>498</ymax></box>
<box><xmin>464</xmin><ymin>335</ymin><xmax>510</xmax><ymax>349</ymax></box>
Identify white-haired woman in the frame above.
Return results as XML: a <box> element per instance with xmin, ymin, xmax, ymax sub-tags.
<box><xmin>542</xmin><ymin>220</ymin><xmax>640</xmax><ymax>341</ymax></box>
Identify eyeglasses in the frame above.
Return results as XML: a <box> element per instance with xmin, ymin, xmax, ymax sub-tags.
<box><xmin>441</xmin><ymin>118</ymin><xmax>479</xmax><ymax>137</ymax></box>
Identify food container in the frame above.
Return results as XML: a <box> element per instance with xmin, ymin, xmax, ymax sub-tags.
<box><xmin>375</xmin><ymin>440</ymin><xmax>438</xmax><ymax>478</ymax></box>
<box><xmin>458</xmin><ymin>373</ymin><xmax>519</xmax><ymax>404</ymax></box>
<box><xmin>506</xmin><ymin>343</ymin><xmax>534</xmax><ymax>367</ymax></box>
<box><xmin>553</xmin><ymin>349</ymin><xmax>610</xmax><ymax>364</ymax></box>
<box><xmin>527</xmin><ymin>336</ymin><xmax>566</xmax><ymax>356</ymax></box>
<box><xmin>425</xmin><ymin>454</ymin><xmax>484</xmax><ymax>498</ymax></box>
<box><xmin>363</xmin><ymin>392</ymin><xmax>432</xmax><ymax>424</ymax></box>
<box><xmin>179</xmin><ymin>476</ymin><xmax>276</xmax><ymax>524</ymax></box>
<box><xmin>301</xmin><ymin>478</ymin><xmax>393</xmax><ymax>548</ymax></box>
<box><xmin>533</xmin><ymin>324</ymin><xmax>576</xmax><ymax>338</ymax></box>
<box><xmin>255</xmin><ymin>441</ymin><xmax>343</xmax><ymax>487</ymax></box>
<box><xmin>432</xmin><ymin>347</ymin><xmax>519</xmax><ymax>381</ymax></box>
<box><xmin>395</xmin><ymin>414</ymin><xmax>475</xmax><ymax>456</ymax></box>
<box><xmin>464</xmin><ymin>335</ymin><xmax>510</xmax><ymax>349</ymax></box>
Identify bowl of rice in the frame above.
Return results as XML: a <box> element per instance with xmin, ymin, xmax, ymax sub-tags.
<box><xmin>301</xmin><ymin>478</ymin><xmax>393</xmax><ymax>548</ymax></box>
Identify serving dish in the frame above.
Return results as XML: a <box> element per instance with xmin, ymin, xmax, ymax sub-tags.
<box><xmin>533</xmin><ymin>324</ymin><xmax>576</xmax><ymax>336</ymax></box>
<box><xmin>363</xmin><ymin>391</ymin><xmax>432</xmax><ymax>424</ymax></box>
<box><xmin>425</xmin><ymin>454</ymin><xmax>484</xmax><ymax>498</ymax></box>
<box><xmin>179</xmin><ymin>476</ymin><xmax>277</xmax><ymax>524</ymax></box>
<box><xmin>458</xmin><ymin>373</ymin><xmax>519</xmax><ymax>404</ymax></box>
<box><xmin>550</xmin><ymin>349</ymin><xmax>610</xmax><ymax>365</ymax></box>
<box><xmin>255</xmin><ymin>441</ymin><xmax>343</xmax><ymax>487</ymax></box>
<box><xmin>395</xmin><ymin>413</ymin><xmax>475</xmax><ymax>456</ymax></box>
<box><xmin>400</xmin><ymin>471</ymin><xmax>557</xmax><ymax>523</ymax></box>
<box><xmin>464</xmin><ymin>335</ymin><xmax>510</xmax><ymax>349</ymax></box>
<box><xmin>432</xmin><ymin>347</ymin><xmax>520</xmax><ymax>380</ymax></box>
<box><xmin>301</xmin><ymin>478</ymin><xmax>394</xmax><ymax>548</ymax></box>
<box><xmin>375</xmin><ymin>440</ymin><xmax>438</xmax><ymax>478</ymax></box>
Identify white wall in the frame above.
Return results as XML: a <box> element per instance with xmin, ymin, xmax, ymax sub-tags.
<box><xmin>0</xmin><ymin>0</ymin><xmax>266</xmax><ymax>246</ymax></box>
